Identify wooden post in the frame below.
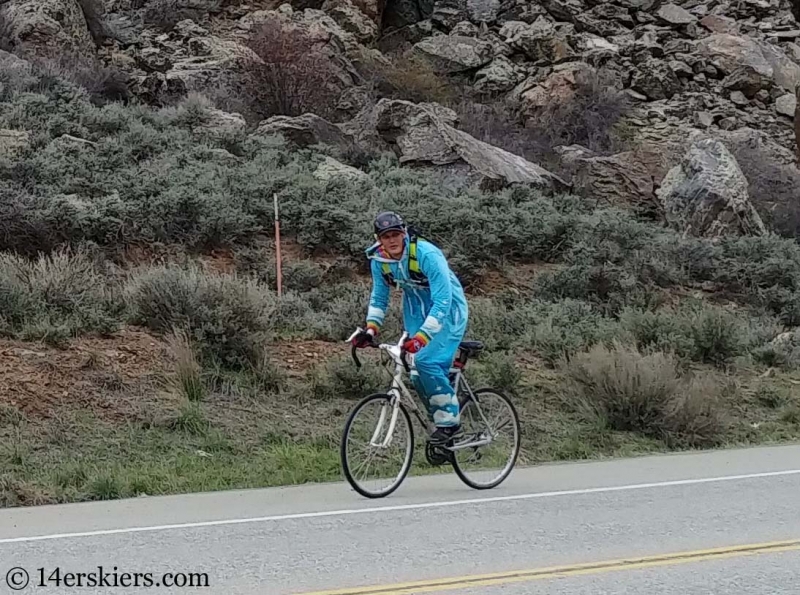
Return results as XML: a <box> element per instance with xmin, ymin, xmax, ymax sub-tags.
<box><xmin>274</xmin><ymin>193</ymin><xmax>282</xmax><ymax>298</ymax></box>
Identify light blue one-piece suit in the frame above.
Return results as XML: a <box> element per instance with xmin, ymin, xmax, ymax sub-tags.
<box><xmin>364</xmin><ymin>234</ymin><xmax>469</xmax><ymax>427</ymax></box>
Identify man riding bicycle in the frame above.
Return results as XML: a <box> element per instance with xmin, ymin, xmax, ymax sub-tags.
<box><xmin>351</xmin><ymin>211</ymin><xmax>469</xmax><ymax>445</ymax></box>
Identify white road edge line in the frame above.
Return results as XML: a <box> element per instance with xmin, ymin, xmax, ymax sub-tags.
<box><xmin>2</xmin><ymin>469</ymin><xmax>800</xmax><ymax>544</ymax></box>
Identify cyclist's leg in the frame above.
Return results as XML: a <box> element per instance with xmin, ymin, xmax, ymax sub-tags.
<box><xmin>410</xmin><ymin>369</ymin><xmax>432</xmax><ymax>420</ymax></box>
<box><xmin>412</xmin><ymin>324</ymin><xmax>465</xmax><ymax>429</ymax></box>
<box><xmin>413</xmin><ymin>351</ymin><xmax>459</xmax><ymax>427</ymax></box>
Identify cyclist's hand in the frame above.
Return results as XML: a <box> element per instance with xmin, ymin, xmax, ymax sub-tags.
<box><xmin>402</xmin><ymin>336</ymin><xmax>425</xmax><ymax>354</ymax></box>
<box><xmin>351</xmin><ymin>328</ymin><xmax>375</xmax><ymax>348</ymax></box>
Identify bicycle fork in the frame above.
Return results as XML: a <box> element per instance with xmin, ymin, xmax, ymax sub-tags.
<box><xmin>370</xmin><ymin>370</ymin><xmax>406</xmax><ymax>448</ymax></box>
<box><xmin>370</xmin><ymin>396</ymin><xmax>400</xmax><ymax>449</ymax></box>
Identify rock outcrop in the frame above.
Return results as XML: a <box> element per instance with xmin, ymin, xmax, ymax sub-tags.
<box><xmin>370</xmin><ymin>99</ymin><xmax>569</xmax><ymax>192</ymax></box>
<box><xmin>254</xmin><ymin>113</ymin><xmax>358</xmax><ymax>153</ymax></box>
<box><xmin>557</xmin><ymin>145</ymin><xmax>660</xmax><ymax>217</ymax></box>
<box><xmin>3</xmin><ymin>0</ymin><xmax>798</xmax><ymax>240</ymax></box>
<box><xmin>656</xmin><ymin>138</ymin><xmax>767</xmax><ymax>239</ymax></box>
<box><xmin>0</xmin><ymin>0</ymin><xmax>95</xmax><ymax>58</ymax></box>
<box><xmin>313</xmin><ymin>155</ymin><xmax>370</xmax><ymax>181</ymax></box>
<box><xmin>413</xmin><ymin>35</ymin><xmax>495</xmax><ymax>72</ymax></box>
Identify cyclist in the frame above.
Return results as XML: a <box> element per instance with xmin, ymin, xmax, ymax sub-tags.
<box><xmin>351</xmin><ymin>211</ymin><xmax>469</xmax><ymax>444</ymax></box>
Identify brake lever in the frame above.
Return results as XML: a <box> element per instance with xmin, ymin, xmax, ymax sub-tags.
<box><xmin>400</xmin><ymin>349</ymin><xmax>411</xmax><ymax>374</ymax></box>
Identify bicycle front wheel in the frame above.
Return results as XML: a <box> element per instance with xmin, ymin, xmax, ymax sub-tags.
<box><xmin>451</xmin><ymin>388</ymin><xmax>521</xmax><ymax>490</ymax></box>
<box><xmin>340</xmin><ymin>393</ymin><xmax>414</xmax><ymax>499</ymax></box>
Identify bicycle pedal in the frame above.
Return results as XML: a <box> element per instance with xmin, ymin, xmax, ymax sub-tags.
<box><xmin>425</xmin><ymin>443</ymin><xmax>452</xmax><ymax>466</ymax></box>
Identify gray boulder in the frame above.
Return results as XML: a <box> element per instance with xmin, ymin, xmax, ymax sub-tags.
<box><xmin>503</xmin><ymin>17</ymin><xmax>575</xmax><ymax>63</ymax></box>
<box><xmin>698</xmin><ymin>33</ymin><xmax>800</xmax><ymax>94</ymax></box>
<box><xmin>254</xmin><ymin>113</ymin><xmax>358</xmax><ymax>153</ymax></box>
<box><xmin>558</xmin><ymin>145</ymin><xmax>660</xmax><ymax>217</ymax></box>
<box><xmin>574</xmin><ymin>5</ymin><xmax>633</xmax><ymax>37</ymax></box>
<box><xmin>467</xmin><ymin>0</ymin><xmax>500</xmax><ymax>23</ymax></box>
<box><xmin>540</xmin><ymin>0</ymin><xmax>586</xmax><ymax>22</ymax></box>
<box><xmin>656</xmin><ymin>138</ymin><xmax>767</xmax><ymax>239</ymax></box>
<box><xmin>413</xmin><ymin>35</ymin><xmax>494</xmax><ymax>72</ymax></box>
<box><xmin>631</xmin><ymin>59</ymin><xmax>682</xmax><ymax>100</ymax></box>
<box><xmin>655</xmin><ymin>3</ymin><xmax>696</xmax><ymax>26</ymax></box>
<box><xmin>322</xmin><ymin>0</ymin><xmax>380</xmax><ymax>43</ymax></box>
<box><xmin>0</xmin><ymin>0</ymin><xmax>95</xmax><ymax>58</ymax></box>
<box><xmin>313</xmin><ymin>156</ymin><xmax>370</xmax><ymax>182</ymax></box>
<box><xmin>372</xmin><ymin>99</ymin><xmax>569</xmax><ymax>192</ymax></box>
<box><xmin>473</xmin><ymin>56</ymin><xmax>525</xmax><ymax>93</ymax></box>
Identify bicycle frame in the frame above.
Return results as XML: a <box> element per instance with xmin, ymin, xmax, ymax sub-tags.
<box><xmin>346</xmin><ymin>329</ymin><xmax>496</xmax><ymax>452</ymax></box>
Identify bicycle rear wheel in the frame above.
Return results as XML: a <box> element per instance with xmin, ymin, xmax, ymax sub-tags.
<box><xmin>341</xmin><ymin>393</ymin><xmax>414</xmax><ymax>498</ymax></box>
<box><xmin>451</xmin><ymin>388</ymin><xmax>521</xmax><ymax>490</ymax></box>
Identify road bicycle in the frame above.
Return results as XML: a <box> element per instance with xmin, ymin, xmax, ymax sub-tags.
<box><xmin>340</xmin><ymin>329</ymin><xmax>521</xmax><ymax>499</ymax></box>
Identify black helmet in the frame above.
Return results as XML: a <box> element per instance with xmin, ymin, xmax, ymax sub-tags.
<box><xmin>373</xmin><ymin>211</ymin><xmax>406</xmax><ymax>237</ymax></box>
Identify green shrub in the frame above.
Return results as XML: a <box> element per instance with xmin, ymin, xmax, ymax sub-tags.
<box><xmin>712</xmin><ymin>235</ymin><xmax>800</xmax><ymax>325</ymax></box>
<box><xmin>467</xmin><ymin>351</ymin><xmax>523</xmax><ymax>393</ymax></box>
<box><xmin>126</xmin><ymin>265</ymin><xmax>276</xmax><ymax>368</ymax></box>
<box><xmin>752</xmin><ymin>329</ymin><xmax>800</xmax><ymax>371</ymax></box>
<box><xmin>561</xmin><ymin>342</ymin><xmax>728</xmax><ymax>447</ymax></box>
<box><xmin>308</xmin><ymin>353</ymin><xmax>386</xmax><ymax>400</ymax></box>
<box><xmin>466</xmin><ymin>297</ymin><xmax>620</xmax><ymax>362</ymax></box>
<box><xmin>521</xmin><ymin>300</ymin><xmax>621</xmax><ymax>366</ymax></box>
<box><xmin>620</xmin><ymin>302</ymin><xmax>779</xmax><ymax>367</ymax></box>
<box><xmin>0</xmin><ymin>247</ymin><xmax>121</xmax><ymax>343</ymax></box>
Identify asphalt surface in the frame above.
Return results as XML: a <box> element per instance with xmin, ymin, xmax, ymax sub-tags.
<box><xmin>1</xmin><ymin>444</ymin><xmax>799</xmax><ymax>594</ymax></box>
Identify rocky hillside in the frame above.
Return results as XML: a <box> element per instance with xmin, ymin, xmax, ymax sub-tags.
<box><xmin>3</xmin><ymin>0</ymin><xmax>800</xmax><ymax>506</ymax></box>
<box><xmin>2</xmin><ymin>0</ymin><xmax>800</xmax><ymax>238</ymax></box>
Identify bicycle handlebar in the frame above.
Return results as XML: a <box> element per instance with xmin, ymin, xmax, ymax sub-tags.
<box><xmin>351</xmin><ymin>343</ymin><xmax>362</xmax><ymax>368</ymax></box>
<box><xmin>400</xmin><ymin>349</ymin><xmax>410</xmax><ymax>374</ymax></box>
<box><xmin>346</xmin><ymin>328</ymin><xmax>411</xmax><ymax>373</ymax></box>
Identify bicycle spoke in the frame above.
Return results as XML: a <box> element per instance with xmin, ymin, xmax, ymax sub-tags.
<box><xmin>451</xmin><ymin>389</ymin><xmax>520</xmax><ymax>490</ymax></box>
<box><xmin>342</xmin><ymin>395</ymin><xmax>414</xmax><ymax>498</ymax></box>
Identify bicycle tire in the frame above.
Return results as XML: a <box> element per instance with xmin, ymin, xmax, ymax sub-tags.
<box><xmin>451</xmin><ymin>387</ymin><xmax>521</xmax><ymax>490</ymax></box>
<box><xmin>340</xmin><ymin>392</ymin><xmax>415</xmax><ymax>499</ymax></box>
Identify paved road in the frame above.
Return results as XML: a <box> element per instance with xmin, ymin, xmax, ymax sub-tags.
<box><xmin>1</xmin><ymin>444</ymin><xmax>799</xmax><ymax>594</ymax></box>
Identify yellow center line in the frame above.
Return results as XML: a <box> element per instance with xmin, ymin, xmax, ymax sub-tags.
<box><xmin>294</xmin><ymin>538</ymin><xmax>800</xmax><ymax>595</ymax></box>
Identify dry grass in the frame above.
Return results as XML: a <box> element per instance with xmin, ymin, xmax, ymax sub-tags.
<box><xmin>29</xmin><ymin>54</ymin><xmax>131</xmax><ymax>105</ymax></box>
<box><xmin>561</xmin><ymin>342</ymin><xmax>728</xmax><ymax>447</ymax></box>
<box><xmin>356</xmin><ymin>50</ymin><xmax>459</xmax><ymax>106</ymax></box>
<box><xmin>166</xmin><ymin>327</ymin><xmax>206</xmax><ymax>402</ymax></box>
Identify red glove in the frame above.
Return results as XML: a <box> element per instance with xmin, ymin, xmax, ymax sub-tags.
<box><xmin>402</xmin><ymin>335</ymin><xmax>426</xmax><ymax>354</ymax></box>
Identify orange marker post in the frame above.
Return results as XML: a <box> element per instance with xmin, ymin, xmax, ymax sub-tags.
<box><xmin>274</xmin><ymin>193</ymin><xmax>282</xmax><ymax>298</ymax></box>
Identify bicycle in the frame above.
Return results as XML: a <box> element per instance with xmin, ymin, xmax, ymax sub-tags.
<box><xmin>340</xmin><ymin>328</ymin><xmax>521</xmax><ymax>499</ymax></box>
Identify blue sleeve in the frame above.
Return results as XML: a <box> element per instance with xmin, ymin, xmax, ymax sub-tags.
<box><xmin>416</xmin><ymin>246</ymin><xmax>452</xmax><ymax>342</ymax></box>
<box><xmin>366</xmin><ymin>259</ymin><xmax>390</xmax><ymax>331</ymax></box>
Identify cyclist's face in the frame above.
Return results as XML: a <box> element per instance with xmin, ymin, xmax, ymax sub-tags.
<box><xmin>378</xmin><ymin>229</ymin><xmax>405</xmax><ymax>258</ymax></box>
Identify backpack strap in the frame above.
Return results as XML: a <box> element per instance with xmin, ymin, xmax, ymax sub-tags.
<box><xmin>380</xmin><ymin>261</ymin><xmax>396</xmax><ymax>288</ymax></box>
<box><xmin>407</xmin><ymin>237</ymin><xmax>428</xmax><ymax>286</ymax></box>
<box><xmin>369</xmin><ymin>236</ymin><xmax>429</xmax><ymax>289</ymax></box>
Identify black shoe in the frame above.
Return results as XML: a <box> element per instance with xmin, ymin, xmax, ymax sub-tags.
<box><xmin>428</xmin><ymin>425</ymin><xmax>462</xmax><ymax>445</ymax></box>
